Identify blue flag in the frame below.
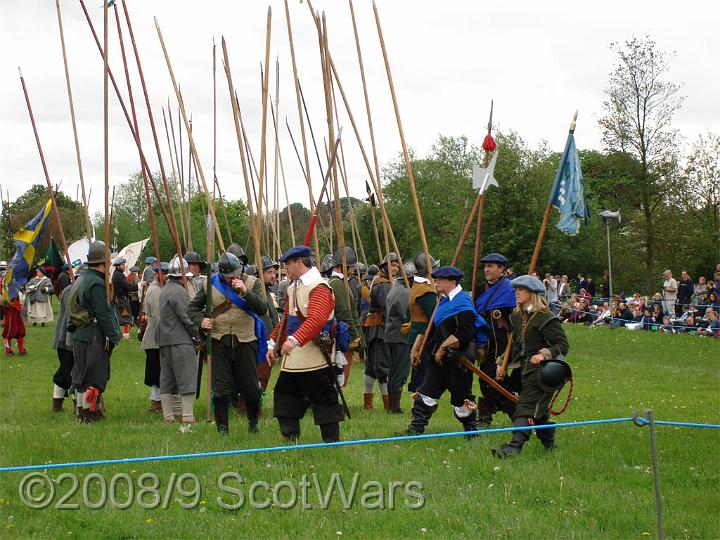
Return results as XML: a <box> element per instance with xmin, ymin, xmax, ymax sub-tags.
<box><xmin>550</xmin><ymin>133</ymin><xmax>586</xmax><ymax>235</ymax></box>
<box><xmin>2</xmin><ymin>199</ymin><xmax>53</xmax><ymax>302</ymax></box>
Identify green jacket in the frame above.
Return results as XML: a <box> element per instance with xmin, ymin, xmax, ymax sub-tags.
<box><xmin>73</xmin><ymin>269</ymin><xmax>121</xmax><ymax>344</ymax></box>
<box><xmin>328</xmin><ymin>275</ymin><xmax>360</xmax><ymax>340</ymax></box>
<box><xmin>510</xmin><ymin>308</ymin><xmax>569</xmax><ymax>418</ymax></box>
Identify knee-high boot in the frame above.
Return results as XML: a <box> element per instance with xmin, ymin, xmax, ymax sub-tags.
<box><xmin>404</xmin><ymin>397</ymin><xmax>437</xmax><ymax>435</ymax></box>
<box><xmin>491</xmin><ymin>416</ymin><xmax>531</xmax><ymax>458</ymax></box>
<box><xmin>213</xmin><ymin>397</ymin><xmax>230</xmax><ymax>435</ymax></box>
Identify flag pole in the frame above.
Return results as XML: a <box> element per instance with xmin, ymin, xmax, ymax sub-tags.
<box><xmin>18</xmin><ymin>70</ymin><xmax>73</xmax><ymax>275</ymax></box>
<box><xmin>497</xmin><ymin>111</ymin><xmax>579</xmax><ymax>381</ymax></box>
<box><xmin>55</xmin><ymin>0</ymin><xmax>92</xmax><ymax>242</ymax></box>
<box><xmin>471</xmin><ymin>101</ymin><xmax>494</xmax><ymax>300</ymax></box>
<box><xmin>528</xmin><ymin>111</ymin><xmax>578</xmax><ymax>274</ymax></box>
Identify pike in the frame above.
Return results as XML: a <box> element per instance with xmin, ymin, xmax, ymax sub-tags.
<box><xmin>162</xmin><ymin>106</ymin><xmax>187</xmax><ymax>251</ymax></box>
<box><xmin>18</xmin><ymin>70</ymin><xmax>73</xmax><ymax>277</ymax></box>
<box><xmin>269</xmin><ymin>101</ymin><xmax>296</xmax><ymax>246</ymax></box>
<box><xmin>55</xmin><ymin>0</ymin><xmax>92</xmax><ymax>241</ymax></box>
<box><xmin>255</xmin><ymin>7</ymin><xmax>273</xmax><ymax>264</ymax></box>
<box><xmin>155</xmin><ymin>17</ymin><xmax>226</xmax><ymax>252</ymax></box>
<box><xmin>103</xmin><ymin>0</ymin><xmax>110</xmax><ymax>296</ymax></box>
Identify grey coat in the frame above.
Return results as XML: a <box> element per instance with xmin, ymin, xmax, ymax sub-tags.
<box><xmin>141</xmin><ymin>280</ymin><xmax>162</xmax><ymax>350</ymax></box>
<box><xmin>53</xmin><ymin>281</ymin><xmax>77</xmax><ymax>351</ymax></box>
<box><xmin>157</xmin><ymin>279</ymin><xmax>199</xmax><ymax>347</ymax></box>
<box><xmin>27</xmin><ymin>276</ymin><xmax>53</xmax><ymax>304</ymax></box>
<box><xmin>384</xmin><ymin>282</ymin><xmax>410</xmax><ymax>344</ymax></box>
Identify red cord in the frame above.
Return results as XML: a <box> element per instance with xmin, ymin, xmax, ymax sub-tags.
<box><xmin>550</xmin><ymin>376</ymin><xmax>573</xmax><ymax>416</ymax></box>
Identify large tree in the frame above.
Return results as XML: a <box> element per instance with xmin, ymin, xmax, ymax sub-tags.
<box><xmin>598</xmin><ymin>35</ymin><xmax>685</xmax><ymax>289</ymax></box>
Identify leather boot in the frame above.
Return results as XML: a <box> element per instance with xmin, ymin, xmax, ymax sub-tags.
<box><xmin>52</xmin><ymin>398</ymin><xmax>64</xmax><ymax>412</ymax></box>
<box><xmin>77</xmin><ymin>408</ymin><xmax>87</xmax><ymax>422</ymax></box>
<box><xmin>213</xmin><ymin>397</ymin><xmax>230</xmax><ymax>436</ymax></box>
<box><xmin>363</xmin><ymin>393</ymin><xmax>374</xmax><ymax>410</ymax></box>
<box><xmin>148</xmin><ymin>400</ymin><xmax>163</xmax><ymax>413</ymax></box>
<box><xmin>382</xmin><ymin>394</ymin><xmax>390</xmax><ymax>412</ymax></box>
<box><xmin>476</xmin><ymin>397</ymin><xmax>494</xmax><ymax>425</ymax></box>
<box><xmin>84</xmin><ymin>410</ymin><xmax>99</xmax><ymax>424</ymax></box>
<box><xmin>456</xmin><ymin>411</ymin><xmax>480</xmax><ymax>439</ymax></box>
<box><xmin>491</xmin><ymin>416</ymin><xmax>531</xmax><ymax>458</ymax></box>
<box><xmin>320</xmin><ymin>422</ymin><xmax>340</xmax><ymax>443</ymax></box>
<box><xmin>404</xmin><ymin>398</ymin><xmax>437</xmax><ymax>435</ymax></box>
<box><xmin>389</xmin><ymin>390</ymin><xmax>403</xmax><ymax>414</ymax></box>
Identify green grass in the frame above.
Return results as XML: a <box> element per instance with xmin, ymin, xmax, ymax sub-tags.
<box><xmin>0</xmin><ymin>318</ymin><xmax>718</xmax><ymax>539</ymax></box>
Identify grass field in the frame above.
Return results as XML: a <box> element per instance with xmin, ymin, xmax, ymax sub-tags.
<box><xmin>0</xmin><ymin>319</ymin><xmax>718</xmax><ymax>539</ymax></box>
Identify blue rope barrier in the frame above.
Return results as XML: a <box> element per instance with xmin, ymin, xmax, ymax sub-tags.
<box><xmin>1</xmin><ymin>417</ymin><xmax>717</xmax><ymax>474</ymax></box>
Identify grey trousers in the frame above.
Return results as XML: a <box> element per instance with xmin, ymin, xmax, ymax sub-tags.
<box><xmin>159</xmin><ymin>343</ymin><xmax>198</xmax><ymax>395</ymax></box>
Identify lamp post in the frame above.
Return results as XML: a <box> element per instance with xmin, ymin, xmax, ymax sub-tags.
<box><xmin>599</xmin><ymin>210</ymin><xmax>621</xmax><ymax>303</ymax></box>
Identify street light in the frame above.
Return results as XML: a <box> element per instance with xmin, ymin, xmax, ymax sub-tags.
<box><xmin>599</xmin><ymin>210</ymin><xmax>621</xmax><ymax>303</ymax></box>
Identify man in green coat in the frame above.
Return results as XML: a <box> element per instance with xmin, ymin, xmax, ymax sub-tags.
<box><xmin>70</xmin><ymin>241</ymin><xmax>121</xmax><ymax>423</ymax></box>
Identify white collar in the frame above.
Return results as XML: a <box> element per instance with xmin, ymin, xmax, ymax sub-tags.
<box><xmin>298</xmin><ymin>267</ymin><xmax>322</xmax><ymax>286</ymax></box>
<box><xmin>331</xmin><ymin>271</ymin><xmax>344</xmax><ymax>279</ymax></box>
<box><xmin>447</xmin><ymin>284</ymin><xmax>462</xmax><ymax>300</ymax></box>
<box><xmin>414</xmin><ymin>276</ymin><xmax>429</xmax><ymax>284</ymax></box>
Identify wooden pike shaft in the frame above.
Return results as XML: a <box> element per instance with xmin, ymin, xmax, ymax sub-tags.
<box><xmin>155</xmin><ymin>17</ymin><xmax>225</xmax><ymax>251</ymax></box>
<box><xmin>103</xmin><ymin>0</ymin><xmax>110</xmax><ymax>296</ymax></box>
<box><xmin>269</xmin><ymin>101</ymin><xmax>296</xmax><ymax>246</ymax></box>
<box><xmin>55</xmin><ymin>0</ymin><xmax>91</xmax><ymax>241</ymax></box>
<box><xmin>283</xmin><ymin>0</ymin><xmax>320</xmax><ymax>258</ymax></box>
<box><xmin>120</xmin><ymin>0</ymin><xmax>185</xmax><ymax>259</ymax></box>
<box><xmin>18</xmin><ymin>71</ymin><xmax>73</xmax><ymax>274</ymax></box>
<box><xmin>221</xmin><ymin>38</ymin><xmax>266</xmax><ymax>300</ymax></box>
<box><xmin>255</xmin><ymin>7</ymin><xmax>272</xmax><ymax>260</ymax></box>
<box><xmin>337</xmin><ymin>142</ymin><xmax>367</xmax><ymax>268</ymax></box>
<box><xmin>112</xmin><ymin>3</ymin><xmax>163</xmax><ymax>280</ymax></box>
<box><xmin>372</xmin><ymin>1</ymin><xmax>431</xmax><ymax>278</ymax></box>
<box><xmin>471</xmin><ymin>139</ymin><xmax>493</xmax><ymax>300</ymax></box>
<box><xmin>304</xmin><ymin>0</ymin><xmax>408</xmax><ymax>287</ymax></box>
<box><xmin>162</xmin><ymin>106</ymin><xmax>187</xmax><ymax>251</ymax></box>
<box><xmin>348</xmin><ymin>0</ymin><xmax>389</xmax><ymax>256</ymax></box>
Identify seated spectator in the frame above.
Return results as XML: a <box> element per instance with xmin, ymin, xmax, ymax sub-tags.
<box><xmin>651</xmin><ymin>304</ymin><xmax>663</xmax><ymax>326</ymax></box>
<box><xmin>659</xmin><ymin>316</ymin><xmax>675</xmax><ymax>334</ymax></box>
<box><xmin>564</xmin><ymin>299</ymin><xmax>589</xmax><ymax>324</ymax></box>
<box><xmin>677</xmin><ymin>305</ymin><xmax>691</xmax><ymax>322</ymax></box>
<box><xmin>651</xmin><ymin>293</ymin><xmax>664</xmax><ymax>314</ymax></box>
<box><xmin>698</xmin><ymin>310</ymin><xmax>720</xmax><ymax>337</ymax></box>
<box><xmin>638</xmin><ymin>308</ymin><xmax>655</xmax><ymax>330</ymax></box>
<box><xmin>591</xmin><ymin>302</ymin><xmax>612</xmax><ymax>326</ymax></box>
<box><xmin>704</xmin><ymin>291</ymin><xmax>720</xmax><ymax>313</ymax></box>
<box><xmin>578</xmin><ymin>288</ymin><xmax>592</xmax><ymax>303</ymax></box>
<box><xmin>682</xmin><ymin>314</ymin><xmax>702</xmax><ymax>334</ymax></box>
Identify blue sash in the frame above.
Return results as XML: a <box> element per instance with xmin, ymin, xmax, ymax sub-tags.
<box><xmin>435</xmin><ymin>290</ymin><xmax>490</xmax><ymax>347</ymax></box>
<box><xmin>474</xmin><ymin>277</ymin><xmax>516</xmax><ymax>314</ymax></box>
<box><xmin>211</xmin><ymin>274</ymin><xmax>267</xmax><ymax>364</ymax></box>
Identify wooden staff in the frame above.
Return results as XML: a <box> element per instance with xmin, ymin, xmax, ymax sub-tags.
<box><xmin>112</xmin><ymin>2</ymin><xmax>163</xmax><ymax>279</ymax></box>
<box><xmin>337</xmin><ymin>141</ymin><xmax>368</xmax><ymax>269</ymax></box>
<box><xmin>365</xmin><ymin>181</ymin><xmax>382</xmax><ymax>261</ymax></box>
<box><xmin>55</xmin><ymin>0</ymin><xmax>91</xmax><ymax>241</ymax></box>
<box><xmin>304</xmin><ymin>0</ymin><xmax>409</xmax><ymax>288</ymax></box>
<box><xmin>167</xmin><ymin>105</ymin><xmax>192</xmax><ymax>250</ymax></box>
<box><xmin>120</xmin><ymin>0</ymin><xmax>185</xmax><ymax>259</ymax></box>
<box><xmin>498</xmin><ymin>112</ymin><xmax>578</xmax><ymax>380</ymax></box>
<box><xmin>269</xmin><ymin>101</ymin><xmax>296</xmax><ymax>246</ymax></box>
<box><xmin>306</xmin><ymin>130</ymin><xmax>344</xmax><ymax>244</ymax></box>
<box><xmin>283</xmin><ymin>0</ymin><xmax>320</xmax><ymax>259</ymax></box>
<box><xmin>205</xmin><ymin>212</ymin><xmax>214</xmax><ymax>421</ymax></box>
<box><xmin>103</xmin><ymin>0</ymin><xmax>110</xmax><ymax>296</ymax></box>
<box><xmin>162</xmin><ymin>106</ymin><xmax>187</xmax><ymax>250</ymax></box>
<box><xmin>254</xmin><ymin>7</ymin><xmax>273</xmax><ymax>264</ymax></box>
<box><xmin>273</xmin><ymin>58</ymin><xmax>281</xmax><ymax>259</ymax></box>
<box><xmin>348</xmin><ymin>0</ymin><xmax>390</xmax><ymax>256</ymax></box>
<box><xmin>220</xmin><ymin>37</ymin><xmax>266</xmax><ymax>301</ymax></box>
<box><xmin>77</xmin><ymin>0</ymin><xmax>180</xmax><ymax>253</ymax></box>
<box><xmin>155</xmin><ymin>17</ymin><xmax>225</xmax><ymax>251</ymax></box>
<box><xmin>18</xmin><ymin>70</ymin><xmax>73</xmax><ymax>275</ymax></box>
<box><xmin>372</xmin><ymin>1</ymin><xmax>432</xmax><ymax>277</ymax></box>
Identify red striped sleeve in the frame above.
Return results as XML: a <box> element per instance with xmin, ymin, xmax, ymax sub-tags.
<box><xmin>269</xmin><ymin>296</ymin><xmax>290</xmax><ymax>343</ymax></box>
<box><xmin>290</xmin><ymin>285</ymin><xmax>335</xmax><ymax>346</ymax></box>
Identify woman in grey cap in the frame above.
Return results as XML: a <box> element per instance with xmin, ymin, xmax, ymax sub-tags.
<box><xmin>491</xmin><ymin>275</ymin><xmax>569</xmax><ymax>458</ymax></box>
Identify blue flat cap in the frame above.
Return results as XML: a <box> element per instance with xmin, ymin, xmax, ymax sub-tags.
<box><xmin>432</xmin><ymin>266</ymin><xmax>464</xmax><ymax>281</ymax></box>
<box><xmin>511</xmin><ymin>275</ymin><xmax>545</xmax><ymax>293</ymax></box>
<box><xmin>112</xmin><ymin>258</ymin><xmax>126</xmax><ymax>266</ymax></box>
<box><xmin>279</xmin><ymin>245</ymin><xmax>312</xmax><ymax>263</ymax></box>
<box><xmin>145</xmin><ymin>256</ymin><xmax>157</xmax><ymax>264</ymax></box>
<box><xmin>129</xmin><ymin>266</ymin><xmax>140</xmax><ymax>273</ymax></box>
<box><xmin>155</xmin><ymin>262</ymin><xmax>170</xmax><ymax>273</ymax></box>
<box><xmin>480</xmin><ymin>253</ymin><xmax>508</xmax><ymax>265</ymax></box>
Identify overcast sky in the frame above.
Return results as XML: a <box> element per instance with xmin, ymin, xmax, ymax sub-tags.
<box><xmin>1</xmin><ymin>0</ymin><xmax>718</xmax><ymax>217</ymax></box>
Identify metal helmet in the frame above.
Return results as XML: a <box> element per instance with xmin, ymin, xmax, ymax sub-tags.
<box><xmin>86</xmin><ymin>241</ymin><xmax>106</xmax><ymax>265</ymax></box>
<box><xmin>403</xmin><ymin>261</ymin><xmax>418</xmax><ymax>278</ymax></box>
<box><xmin>367</xmin><ymin>264</ymin><xmax>379</xmax><ymax>277</ymax></box>
<box><xmin>245</xmin><ymin>264</ymin><xmax>258</xmax><ymax>277</ymax></box>
<box><xmin>332</xmin><ymin>246</ymin><xmax>357</xmax><ymax>267</ymax></box>
<box><xmin>226</xmin><ymin>243</ymin><xmax>248</xmax><ymax>264</ymax></box>
<box><xmin>320</xmin><ymin>254</ymin><xmax>335</xmax><ymax>274</ymax></box>
<box><xmin>357</xmin><ymin>262</ymin><xmax>368</xmax><ymax>275</ymax></box>
<box><xmin>183</xmin><ymin>251</ymin><xmax>208</xmax><ymax>270</ymax></box>
<box><xmin>260</xmin><ymin>255</ymin><xmax>279</xmax><ymax>271</ymax></box>
<box><xmin>537</xmin><ymin>359</ymin><xmax>572</xmax><ymax>392</ymax></box>
<box><xmin>379</xmin><ymin>252</ymin><xmax>399</xmax><ymax>270</ymax></box>
<box><xmin>0</xmin><ymin>261</ymin><xmax>7</xmax><ymax>270</ymax></box>
<box><xmin>413</xmin><ymin>251</ymin><xmax>440</xmax><ymax>276</ymax></box>
<box><xmin>218</xmin><ymin>252</ymin><xmax>243</xmax><ymax>277</ymax></box>
<box><xmin>168</xmin><ymin>255</ymin><xmax>192</xmax><ymax>278</ymax></box>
